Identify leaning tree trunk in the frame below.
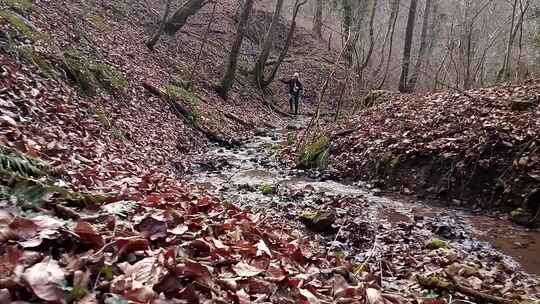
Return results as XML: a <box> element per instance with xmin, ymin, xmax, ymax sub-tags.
<box><xmin>313</xmin><ymin>0</ymin><xmax>323</xmax><ymax>39</ymax></box>
<box><xmin>164</xmin><ymin>0</ymin><xmax>207</xmax><ymax>34</ymax></box>
<box><xmin>398</xmin><ymin>0</ymin><xmax>418</xmax><ymax>93</ymax></box>
<box><xmin>214</xmin><ymin>0</ymin><xmax>255</xmax><ymax>99</ymax></box>
<box><xmin>146</xmin><ymin>0</ymin><xmax>173</xmax><ymax>49</ymax></box>
<box><xmin>262</xmin><ymin>0</ymin><xmax>308</xmax><ymax>88</ymax></box>
<box><xmin>408</xmin><ymin>0</ymin><xmax>433</xmax><ymax>91</ymax></box>
<box><xmin>254</xmin><ymin>0</ymin><xmax>285</xmax><ymax>88</ymax></box>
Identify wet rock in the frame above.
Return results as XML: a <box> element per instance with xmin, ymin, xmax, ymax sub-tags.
<box><xmin>299</xmin><ymin>210</ymin><xmax>337</xmax><ymax>234</ymax></box>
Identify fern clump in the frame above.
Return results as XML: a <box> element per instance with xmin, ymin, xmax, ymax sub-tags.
<box><xmin>0</xmin><ymin>145</ymin><xmax>56</xmax><ymax>178</ymax></box>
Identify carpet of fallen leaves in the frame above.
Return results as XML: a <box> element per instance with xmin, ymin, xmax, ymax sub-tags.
<box><xmin>0</xmin><ymin>39</ymin><xmax>392</xmax><ymax>304</ymax></box>
<box><xmin>0</xmin><ymin>0</ymin><xmax>399</xmax><ymax>303</ymax></box>
<box><xmin>331</xmin><ymin>81</ymin><xmax>540</xmax><ymax>213</ymax></box>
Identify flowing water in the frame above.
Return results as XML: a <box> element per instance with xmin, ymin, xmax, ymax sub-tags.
<box><xmin>186</xmin><ymin>123</ymin><xmax>540</xmax><ymax>276</ymax></box>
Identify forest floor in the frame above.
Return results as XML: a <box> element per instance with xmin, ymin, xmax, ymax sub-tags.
<box><xmin>1</xmin><ymin>0</ymin><xmax>540</xmax><ymax>303</ymax></box>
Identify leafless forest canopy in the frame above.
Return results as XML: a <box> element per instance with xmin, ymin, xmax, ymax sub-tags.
<box><xmin>279</xmin><ymin>0</ymin><xmax>540</xmax><ymax>93</ymax></box>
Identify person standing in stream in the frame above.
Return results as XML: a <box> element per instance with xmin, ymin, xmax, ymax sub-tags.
<box><xmin>281</xmin><ymin>72</ymin><xmax>304</xmax><ymax>115</ymax></box>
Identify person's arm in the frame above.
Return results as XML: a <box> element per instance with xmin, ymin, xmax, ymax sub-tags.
<box><xmin>280</xmin><ymin>79</ymin><xmax>289</xmax><ymax>84</ymax></box>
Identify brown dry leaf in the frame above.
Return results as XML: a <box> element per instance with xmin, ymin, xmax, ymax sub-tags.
<box><xmin>75</xmin><ymin>220</ymin><xmax>105</xmax><ymax>249</ymax></box>
<box><xmin>233</xmin><ymin>261</ymin><xmax>264</xmax><ymax>277</ymax></box>
<box><xmin>256</xmin><ymin>239</ymin><xmax>272</xmax><ymax>258</ymax></box>
<box><xmin>236</xmin><ymin>288</ymin><xmax>251</xmax><ymax>304</ymax></box>
<box><xmin>22</xmin><ymin>257</ymin><xmax>66</xmax><ymax>303</ymax></box>
<box><xmin>299</xmin><ymin>288</ymin><xmax>320</xmax><ymax>304</ymax></box>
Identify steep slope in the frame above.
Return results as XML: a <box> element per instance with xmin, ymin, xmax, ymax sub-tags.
<box><xmin>330</xmin><ymin>81</ymin><xmax>540</xmax><ymax>223</ymax></box>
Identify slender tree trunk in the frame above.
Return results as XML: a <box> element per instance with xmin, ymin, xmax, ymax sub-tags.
<box><xmin>214</xmin><ymin>0</ymin><xmax>255</xmax><ymax>99</ymax></box>
<box><xmin>358</xmin><ymin>0</ymin><xmax>378</xmax><ymax>74</ymax></box>
<box><xmin>499</xmin><ymin>0</ymin><xmax>518</xmax><ymax>80</ymax></box>
<box><xmin>372</xmin><ymin>0</ymin><xmax>396</xmax><ymax>81</ymax></box>
<box><xmin>409</xmin><ymin>0</ymin><xmax>433</xmax><ymax>91</ymax></box>
<box><xmin>425</xmin><ymin>0</ymin><xmax>439</xmax><ymax>70</ymax></box>
<box><xmin>313</xmin><ymin>0</ymin><xmax>323</xmax><ymax>39</ymax></box>
<box><xmin>398</xmin><ymin>0</ymin><xmax>418</xmax><ymax>93</ymax></box>
<box><xmin>254</xmin><ymin>0</ymin><xmax>285</xmax><ymax>88</ymax></box>
<box><xmin>187</xmin><ymin>2</ymin><xmax>217</xmax><ymax>88</ymax></box>
<box><xmin>377</xmin><ymin>0</ymin><xmax>400</xmax><ymax>89</ymax></box>
<box><xmin>263</xmin><ymin>0</ymin><xmax>308</xmax><ymax>88</ymax></box>
<box><xmin>145</xmin><ymin>0</ymin><xmax>173</xmax><ymax>49</ymax></box>
<box><xmin>164</xmin><ymin>0</ymin><xmax>207</xmax><ymax>34</ymax></box>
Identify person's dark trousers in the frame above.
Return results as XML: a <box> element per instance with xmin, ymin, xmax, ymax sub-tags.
<box><xmin>289</xmin><ymin>94</ymin><xmax>299</xmax><ymax>115</ymax></box>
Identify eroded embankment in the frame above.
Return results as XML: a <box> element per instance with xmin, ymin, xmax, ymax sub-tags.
<box><xmin>330</xmin><ymin>81</ymin><xmax>540</xmax><ymax>225</ymax></box>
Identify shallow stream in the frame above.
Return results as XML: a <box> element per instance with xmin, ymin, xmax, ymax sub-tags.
<box><xmin>186</xmin><ymin>122</ymin><xmax>540</xmax><ymax>277</ymax></box>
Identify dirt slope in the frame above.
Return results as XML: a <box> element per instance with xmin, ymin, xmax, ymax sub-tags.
<box><xmin>330</xmin><ymin>81</ymin><xmax>540</xmax><ymax>222</ymax></box>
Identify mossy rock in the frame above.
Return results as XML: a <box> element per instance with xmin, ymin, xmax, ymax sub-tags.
<box><xmin>166</xmin><ymin>84</ymin><xmax>200</xmax><ymax>106</ymax></box>
<box><xmin>259</xmin><ymin>183</ymin><xmax>275</xmax><ymax>195</ymax></box>
<box><xmin>362</xmin><ymin>90</ymin><xmax>396</xmax><ymax>108</ymax></box>
<box><xmin>61</xmin><ymin>51</ymin><xmax>99</xmax><ymax>96</ymax></box>
<box><xmin>299</xmin><ymin>210</ymin><xmax>336</xmax><ymax>233</ymax></box>
<box><xmin>0</xmin><ymin>9</ymin><xmax>40</xmax><ymax>39</ymax></box>
<box><xmin>299</xmin><ymin>135</ymin><xmax>331</xmax><ymax>169</ymax></box>
<box><xmin>15</xmin><ymin>46</ymin><xmax>55</xmax><ymax>78</ymax></box>
<box><xmin>426</xmin><ymin>238</ymin><xmax>449</xmax><ymax>250</ymax></box>
<box><xmin>91</xmin><ymin>63</ymin><xmax>127</xmax><ymax>94</ymax></box>
<box><xmin>87</xmin><ymin>13</ymin><xmax>105</xmax><ymax>29</ymax></box>
<box><xmin>1</xmin><ymin>0</ymin><xmax>33</xmax><ymax>12</ymax></box>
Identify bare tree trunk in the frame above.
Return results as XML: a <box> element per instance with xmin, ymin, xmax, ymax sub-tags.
<box><xmin>313</xmin><ymin>0</ymin><xmax>323</xmax><ymax>39</ymax></box>
<box><xmin>214</xmin><ymin>0</ymin><xmax>255</xmax><ymax>99</ymax></box>
<box><xmin>377</xmin><ymin>0</ymin><xmax>400</xmax><ymax>89</ymax></box>
<box><xmin>187</xmin><ymin>2</ymin><xmax>217</xmax><ymax>88</ymax></box>
<box><xmin>263</xmin><ymin>0</ymin><xmax>308</xmax><ymax>88</ymax></box>
<box><xmin>145</xmin><ymin>0</ymin><xmax>173</xmax><ymax>49</ymax></box>
<box><xmin>357</xmin><ymin>0</ymin><xmax>378</xmax><ymax>75</ymax></box>
<box><xmin>164</xmin><ymin>0</ymin><xmax>207</xmax><ymax>34</ymax></box>
<box><xmin>254</xmin><ymin>0</ymin><xmax>285</xmax><ymax>88</ymax></box>
<box><xmin>409</xmin><ymin>0</ymin><xmax>433</xmax><ymax>91</ymax></box>
<box><xmin>498</xmin><ymin>0</ymin><xmax>530</xmax><ymax>81</ymax></box>
<box><xmin>398</xmin><ymin>0</ymin><xmax>418</xmax><ymax>93</ymax></box>
<box><xmin>372</xmin><ymin>0</ymin><xmax>396</xmax><ymax>81</ymax></box>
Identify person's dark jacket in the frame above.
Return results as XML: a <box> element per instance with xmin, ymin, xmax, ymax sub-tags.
<box><xmin>281</xmin><ymin>78</ymin><xmax>304</xmax><ymax>97</ymax></box>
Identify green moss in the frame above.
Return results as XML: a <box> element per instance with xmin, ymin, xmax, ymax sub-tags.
<box><xmin>299</xmin><ymin>135</ymin><xmax>330</xmax><ymax>169</ymax></box>
<box><xmin>260</xmin><ymin>183</ymin><xmax>275</xmax><ymax>195</ymax></box>
<box><xmin>1</xmin><ymin>0</ymin><xmax>33</xmax><ymax>12</ymax></box>
<box><xmin>0</xmin><ymin>9</ymin><xmax>40</xmax><ymax>39</ymax></box>
<box><xmin>166</xmin><ymin>84</ymin><xmax>200</xmax><ymax>105</ymax></box>
<box><xmin>511</xmin><ymin>208</ymin><xmax>526</xmax><ymax>219</ymax></box>
<box><xmin>16</xmin><ymin>46</ymin><xmax>55</xmax><ymax>78</ymax></box>
<box><xmin>87</xmin><ymin>13</ymin><xmax>105</xmax><ymax>28</ymax></box>
<box><xmin>92</xmin><ymin>63</ymin><xmax>127</xmax><ymax>94</ymax></box>
<box><xmin>426</xmin><ymin>239</ymin><xmax>449</xmax><ymax>250</ymax></box>
<box><xmin>110</xmin><ymin>127</ymin><xmax>126</xmax><ymax>141</ymax></box>
<box><xmin>61</xmin><ymin>51</ymin><xmax>98</xmax><ymax>96</ymax></box>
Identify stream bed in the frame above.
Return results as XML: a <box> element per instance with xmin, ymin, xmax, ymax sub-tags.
<box><xmin>185</xmin><ymin>122</ymin><xmax>540</xmax><ymax>289</ymax></box>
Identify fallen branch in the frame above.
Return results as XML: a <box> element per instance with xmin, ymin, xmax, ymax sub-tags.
<box><xmin>416</xmin><ymin>274</ymin><xmax>515</xmax><ymax>304</ymax></box>
<box><xmin>142</xmin><ymin>81</ymin><xmax>240</xmax><ymax>147</ymax></box>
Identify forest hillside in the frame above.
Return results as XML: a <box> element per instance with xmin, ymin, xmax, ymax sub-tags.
<box><xmin>1</xmin><ymin>0</ymin><xmax>540</xmax><ymax>303</ymax></box>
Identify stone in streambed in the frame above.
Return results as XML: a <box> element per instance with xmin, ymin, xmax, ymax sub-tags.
<box><xmin>299</xmin><ymin>210</ymin><xmax>337</xmax><ymax>234</ymax></box>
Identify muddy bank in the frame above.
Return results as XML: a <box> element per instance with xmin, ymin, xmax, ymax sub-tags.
<box><xmin>329</xmin><ymin>82</ymin><xmax>540</xmax><ymax>223</ymax></box>
<box><xmin>185</xmin><ymin>122</ymin><xmax>540</xmax><ymax>301</ymax></box>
